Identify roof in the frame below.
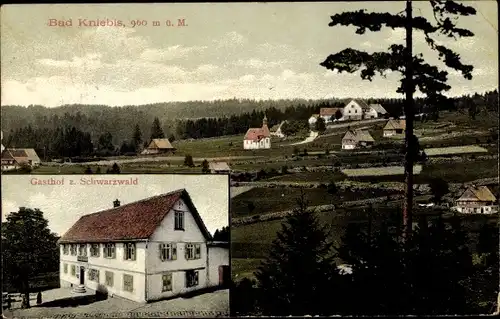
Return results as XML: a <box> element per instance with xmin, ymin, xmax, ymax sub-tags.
<box><xmin>245</xmin><ymin>125</ymin><xmax>270</xmax><ymax>141</ymax></box>
<box><xmin>457</xmin><ymin>186</ymin><xmax>497</xmax><ymax>202</ymax></box>
<box><xmin>8</xmin><ymin>149</ymin><xmax>28</xmax><ymax>158</ymax></box>
<box><xmin>320</xmin><ymin>108</ymin><xmax>343</xmax><ymax>117</ymax></box>
<box><xmin>270</xmin><ymin>120</ymin><xmax>287</xmax><ymax>132</ymax></box>
<box><xmin>384</xmin><ymin>119</ymin><xmax>406</xmax><ymax>131</ymax></box>
<box><xmin>209</xmin><ymin>161</ymin><xmax>231</xmax><ymax>171</ymax></box>
<box><xmin>342</xmin><ymin>130</ymin><xmax>375</xmax><ymax>143</ymax></box>
<box><xmin>309</xmin><ymin>114</ymin><xmax>320</xmax><ymax>119</ymax></box>
<box><xmin>58</xmin><ymin>189</ymin><xmax>212</xmax><ymax>243</ymax></box>
<box><xmin>1</xmin><ymin>149</ymin><xmax>14</xmax><ymax>160</ymax></box>
<box><xmin>148</xmin><ymin>138</ymin><xmax>174</xmax><ymax>150</ymax></box>
<box><xmin>346</xmin><ymin>99</ymin><xmax>370</xmax><ymax>111</ymax></box>
<box><xmin>207</xmin><ymin>241</ymin><xmax>230</xmax><ymax>248</ymax></box>
<box><xmin>22</xmin><ymin>149</ymin><xmax>41</xmax><ymax>162</ymax></box>
<box><xmin>369</xmin><ymin>104</ymin><xmax>388</xmax><ymax>114</ymax></box>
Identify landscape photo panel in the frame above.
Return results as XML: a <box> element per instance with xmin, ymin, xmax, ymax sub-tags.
<box><xmin>1</xmin><ymin>174</ymin><xmax>230</xmax><ymax>317</ymax></box>
<box><xmin>1</xmin><ymin>1</ymin><xmax>499</xmax><ymax>317</ymax></box>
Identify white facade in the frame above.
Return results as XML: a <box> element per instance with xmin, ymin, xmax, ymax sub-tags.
<box><xmin>343</xmin><ymin>100</ymin><xmax>364</xmax><ymax>120</ymax></box>
<box><xmin>243</xmin><ymin>137</ymin><xmax>271</xmax><ymax>150</ymax></box>
<box><xmin>364</xmin><ymin>107</ymin><xmax>378</xmax><ymax>119</ymax></box>
<box><xmin>60</xmin><ymin>198</ymin><xmax>229</xmax><ymax>304</ymax></box>
<box><xmin>207</xmin><ymin>245</ymin><xmax>229</xmax><ymax>287</ymax></box>
<box><xmin>308</xmin><ymin>116</ymin><xmax>318</xmax><ymax>125</ymax></box>
<box><xmin>342</xmin><ymin>144</ymin><xmax>356</xmax><ymax>150</ymax></box>
<box><xmin>454</xmin><ymin>204</ymin><xmax>498</xmax><ymax>214</ymax></box>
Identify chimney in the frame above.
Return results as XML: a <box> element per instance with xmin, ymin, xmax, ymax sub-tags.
<box><xmin>113</xmin><ymin>199</ymin><xmax>120</xmax><ymax>207</ymax></box>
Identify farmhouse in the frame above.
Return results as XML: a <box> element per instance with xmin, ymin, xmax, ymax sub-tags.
<box><xmin>243</xmin><ymin>116</ymin><xmax>271</xmax><ymax>150</ymax></box>
<box><xmin>1</xmin><ymin>148</ymin><xmax>41</xmax><ymax>171</ymax></box>
<box><xmin>383</xmin><ymin>119</ymin><xmax>406</xmax><ymax>137</ymax></box>
<box><xmin>270</xmin><ymin>121</ymin><xmax>287</xmax><ymax>138</ymax></box>
<box><xmin>366</xmin><ymin>103</ymin><xmax>388</xmax><ymax>118</ymax></box>
<box><xmin>341</xmin><ymin>130</ymin><xmax>375</xmax><ymax>150</ymax></box>
<box><xmin>209</xmin><ymin>162</ymin><xmax>231</xmax><ymax>174</ymax></box>
<box><xmin>343</xmin><ymin>99</ymin><xmax>369</xmax><ymax>121</ymax></box>
<box><xmin>58</xmin><ymin>189</ymin><xmax>230</xmax><ymax>303</ymax></box>
<box><xmin>141</xmin><ymin>138</ymin><xmax>176</xmax><ymax>155</ymax></box>
<box><xmin>308</xmin><ymin>114</ymin><xmax>320</xmax><ymax>125</ymax></box>
<box><xmin>320</xmin><ymin>107</ymin><xmax>343</xmax><ymax>123</ymax></box>
<box><xmin>454</xmin><ymin>185</ymin><xmax>498</xmax><ymax>214</ymax></box>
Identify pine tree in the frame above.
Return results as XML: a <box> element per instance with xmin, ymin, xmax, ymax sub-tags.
<box><xmin>254</xmin><ymin>191</ymin><xmax>342</xmax><ymax>315</ymax></box>
<box><xmin>315</xmin><ymin>117</ymin><xmax>326</xmax><ymax>133</ymax></box>
<box><xmin>184</xmin><ymin>155</ymin><xmax>194</xmax><ymax>167</ymax></box>
<box><xmin>320</xmin><ymin>0</ymin><xmax>476</xmax><ymax>236</ymax></box>
<box><xmin>132</xmin><ymin>124</ymin><xmax>143</xmax><ymax>152</ymax></box>
<box><xmin>150</xmin><ymin>117</ymin><xmax>165</xmax><ymax>140</ymax></box>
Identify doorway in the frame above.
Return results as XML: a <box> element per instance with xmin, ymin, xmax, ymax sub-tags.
<box><xmin>79</xmin><ymin>266</ymin><xmax>85</xmax><ymax>285</ymax></box>
<box><xmin>218</xmin><ymin>265</ymin><xmax>230</xmax><ymax>287</ymax></box>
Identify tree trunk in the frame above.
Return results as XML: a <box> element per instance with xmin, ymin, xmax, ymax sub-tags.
<box><xmin>403</xmin><ymin>0</ymin><xmax>414</xmax><ymax>239</ymax></box>
<box><xmin>20</xmin><ymin>280</ymin><xmax>30</xmax><ymax>309</ymax></box>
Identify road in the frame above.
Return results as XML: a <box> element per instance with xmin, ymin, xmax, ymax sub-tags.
<box><xmin>290</xmin><ymin>131</ymin><xmax>319</xmax><ymax>146</ymax></box>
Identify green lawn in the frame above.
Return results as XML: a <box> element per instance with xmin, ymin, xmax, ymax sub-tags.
<box><xmin>232</xmin><ymin>258</ymin><xmax>264</xmax><ymax>281</ymax></box>
<box><xmin>230</xmin><ymin>187</ymin><xmax>398</xmax><ymax>217</ymax></box>
<box><xmin>267</xmin><ymin>171</ymin><xmax>346</xmax><ymax>183</ymax></box>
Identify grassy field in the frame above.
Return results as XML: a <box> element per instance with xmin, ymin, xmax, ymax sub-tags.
<box><xmin>267</xmin><ymin>171</ymin><xmax>346</xmax><ymax>183</ymax></box>
<box><xmin>424</xmin><ymin>145</ymin><xmax>489</xmax><ymax>156</ymax></box>
<box><xmin>24</xmin><ymin>163</ymin><xmax>201</xmax><ymax>175</ymax></box>
<box><xmin>342</xmin><ymin>165</ymin><xmax>423</xmax><ymax>177</ymax></box>
<box><xmin>230</xmin><ymin>187</ymin><xmax>397</xmax><ymax>217</ymax></box>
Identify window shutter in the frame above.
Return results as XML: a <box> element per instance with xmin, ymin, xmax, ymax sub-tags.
<box><xmin>194</xmin><ymin>271</ymin><xmax>199</xmax><ymax>285</ymax></box>
<box><xmin>123</xmin><ymin>244</ymin><xmax>127</xmax><ymax>260</ymax></box>
<box><xmin>132</xmin><ymin>244</ymin><xmax>136</xmax><ymax>261</ymax></box>
<box><xmin>159</xmin><ymin>244</ymin><xmax>164</xmax><ymax>261</ymax></box>
<box><xmin>185</xmin><ymin>245</ymin><xmax>189</xmax><ymax>260</ymax></box>
<box><xmin>112</xmin><ymin>245</ymin><xmax>116</xmax><ymax>259</ymax></box>
<box><xmin>172</xmin><ymin>244</ymin><xmax>177</xmax><ymax>260</ymax></box>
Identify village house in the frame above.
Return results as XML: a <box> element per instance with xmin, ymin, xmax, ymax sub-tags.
<box><xmin>320</xmin><ymin>107</ymin><xmax>344</xmax><ymax>123</ymax></box>
<box><xmin>243</xmin><ymin>116</ymin><xmax>271</xmax><ymax>150</ymax></box>
<box><xmin>308</xmin><ymin>114</ymin><xmax>320</xmax><ymax>125</ymax></box>
<box><xmin>208</xmin><ymin>162</ymin><xmax>231</xmax><ymax>174</ymax></box>
<box><xmin>270</xmin><ymin>121</ymin><xmax>287</xmax><ymax>138</ymax></box>
<box><xmin>454</xmin><ymin>185</ymin><xmax>498</xmax><ymax>214</ymax></box>
<box><xmin>343</xmin><ymin>99</ymin><xmax>368</xmax><ymax>121</ymax></box>
<box><xmin>366</xmin><ymin>103</ymin><xmax>388</xmax><ymax>118</ymax></box>
<box><xmin>141</xmin><ymin>138</ymin><xmax>176</xmax><ymax>155</ymax></box>
<box><xmin>1</xmin><ymin>148</ymin><xmax>41</xmax><ymax>171</ymax></box>
<box><xmin>383</xmin><ymin>119</ymin><xmax>406</xmax><ymax>137</ymax></box>
<box><xmin>58</xmin><ymin>189</ymin><xmax>230</xmax><ymax>303</ymax></box>
<box><xmin>341</xmin><ymin>130</ymin><xmax>375</xmax><ymax>150</ymax></box>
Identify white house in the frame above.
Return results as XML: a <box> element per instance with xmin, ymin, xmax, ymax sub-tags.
<box><xmin>243</xmin><ymin>116</ymin><xmax>271</xmax><ymax>150</ymax></box>
<box><xmin>1</xmin><ymin>148</ymin><xmax>41</xmax><ymax>171</ymax></box>
<box><xmin>343</xmin><ymin>99</ymin><xmax>368</xmax><ymax>121</ymax></box>
<box><xmin>58</xmin><ymin>189</ymin><xmax>229</xmax><ymax>303</ymax></box>
<box><xmin>454</xmin><ymin>185</ymin><xmax>498</xmax><ymax>214</ymax></box>
<box><xmin>270</xmin><ymin>121</ymin><xmax>287</xmax><ymax>138</ymax></box>
<box><xmin>365</xmin><ymin>104</ymin><xmax>388</xmax><ymax>119</ymax></box>
<box><xmin>383</xmin><ymin>119</ymin><xmax>406</xmax><ymax>137</ymax></box>
<box><xmin>341</xmin><ymin>130</ymin><xmax>375</xmax><ymax>150</ymax></box>
<box><xmin>308</xmin><ymin>114</ymin><xmax>320</xmax><ymax>125</ymax></box>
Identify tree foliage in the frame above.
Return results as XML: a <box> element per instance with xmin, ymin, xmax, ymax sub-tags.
<box><xmin>2</xmin><ymin>208</ymin><xmax>59</xmax><ymax>308</ymax></box>
<box><xmin>201</xmin><ymin>159</ymin><xmax>210</xmax><ymax>173</ymax></box>
<box><xmin>314</xmin><ymin>117</ymin><xmax>326</xmax><ymax>133</ymax></box>
<box><xmin>213</xmin><ymin>226</ymin><xmax>230</xmax><ymax>241</ymax></box>
<box><xmin>150</xmin><ymin>117</ymin><xmax>165</xmax><ymax>140</ymax></box>
<box><xmin>428</xmin><ymin>177</ymin><xmax>449</xmax><ymax>202</ymax></box>
<box><xmin>254</xmin><ymin>192</ymin><xmax>342</xmax><ymax>315</ymax></box>
<box><xmin>183</xmin><ymin>154</ymin><xmax>194</xmax><ymax>167</ymax></box>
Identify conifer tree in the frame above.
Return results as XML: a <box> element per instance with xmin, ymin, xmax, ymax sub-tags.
<box><xmin>254</xmin><ymin>191</ymin><xmax>342</xmax><ymax>315</ymax></box>
<box><xmin>320</xmin><ymin>0</ymin><xmax>476</xmax><ymax>236</ymax></box>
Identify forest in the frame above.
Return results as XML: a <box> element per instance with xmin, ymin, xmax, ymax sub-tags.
<box><xmin>1</xmin><ymin>90</ymin><xmax>497</xmax><ymax>160</ymax></box>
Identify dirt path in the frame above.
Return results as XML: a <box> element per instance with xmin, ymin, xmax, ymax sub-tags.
<box><xmin>289</xmin><ymin>131</ymin><xmax>319</xmax><ymax>146</ymax></box>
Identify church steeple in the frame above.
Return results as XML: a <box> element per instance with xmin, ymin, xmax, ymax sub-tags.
<box><xmin>262</xmin><ymin>115</ymin><xmax>268</xmax><ymax>127</ymax></box>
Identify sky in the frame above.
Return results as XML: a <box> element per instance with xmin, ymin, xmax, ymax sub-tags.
<box><xmin>1</xmin><ymin>174</ymin><xmax>229</xmax><ymax>236</ymax></box>
<box><xmin>0</xmin><ymin>2</ymin><xmax>498</xmax><ymax>107</ymax></box>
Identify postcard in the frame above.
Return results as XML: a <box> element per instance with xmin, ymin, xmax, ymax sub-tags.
<box><xmin>1</xmin><ymin>1</ymin><xmax>499</xmax><ymax>317</ymax></box>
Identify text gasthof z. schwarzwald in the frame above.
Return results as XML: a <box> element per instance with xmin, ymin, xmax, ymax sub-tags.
<box><xmin>30</xmin><ymin>177</ymin><xmax>139</xmax><ymax>185</ymax></box>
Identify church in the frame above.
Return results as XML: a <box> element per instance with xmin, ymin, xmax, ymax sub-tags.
<box><xmin>243</xmin><ymin>116</ymin><xmax>271</xmax><ymax>150</ymax></box>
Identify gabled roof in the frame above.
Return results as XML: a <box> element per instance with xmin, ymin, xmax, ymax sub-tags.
<box><xmin>384</xmin><ymin>119</ymin><xmax>406</xmax><ymax>130</ymax></box>
<box><xmin>457</xmin><ymin>186</ymin><xmax>497</xmax><ymax>202</ymax></box>
<box><xmin>22</xmin><ymin>148</ymin><xmax>41</xmax><ymax>162</ymax></box>
<box><xmin>1</xmin><ymin>149</ymin><xmax>15</xmax><ymax>161</ymax></box>
<box><xmin>149</xmin><ymin>138</ymin><xmax>174</xmax><ymax>150</ymax></box>
<box><xmin>309</xmin><ymin>114</ymin><xmax>320</xmax><ymax>119</ymax></box>
<box><xmin>320</xmin><ymin>108</ymin><xmax>343</xmax><ymax>117</ymax></box>
<box><xmin>270</xmin><ymin>121</ymin><xmax>287</xmax><ymax>132</ymax></box>
<box><xmin>8</xmin><ymin>149</ymin><xmax>28</xmax><ymax>158</ymax></box>
<box><xmin>59</xmin><ymin>189</ymin><xmax>212</xmax><ymax>243</ymax></box>
<box><xmin>369</xmin><ymin>104</ymin><xmax>388</xmax><ymax>114</ymax></box>
<box><xmin>209</xmin><ymin>161</ymin><xmax>231</xmax><ymax>172</ymax></box>
<box><xmin>342</xmin><ymin>130</ymin><xmax>375</xmax><ymax>143</ymax></box>
<box><xmin>244</xmin><ymin>127</ymin><xmax>270</xmax><ymax>141</ymax></box>
<box><xmin>346</xmin><ymin>99</ymin><xmax>370</xmax><ymax>111</ymax></box>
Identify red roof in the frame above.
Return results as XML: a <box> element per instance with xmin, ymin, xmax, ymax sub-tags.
<box><xmin>320</xmin><ymin>108</ymin><xmax>342</xmax><ymax>117</ymax></box>
<box><xmin>244</xmin><ymin>127</ymin><xmax>270</xmax><ymax>141</ymax></box>
<box><xmin>59</xmin><ymin>189</ymin><xmax>212</xmax><ymax>243</ymax></box>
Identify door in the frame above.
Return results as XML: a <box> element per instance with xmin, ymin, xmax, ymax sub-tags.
<box><xmin>218</xmin><ymin>265</ymin><xmax>230</xmax><ymax>287</ymax></box>
<box><xmin>79</xmin><ymin>266</ymin><xmax>85</xmax><ymax>285</ymax></box>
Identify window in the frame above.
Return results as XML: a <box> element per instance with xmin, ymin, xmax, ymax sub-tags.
<box><xmin>90</xmin><ymin>244</ymin><xmax>100</xmax><ymax>257</ymax></box>
<box><xmin>89</xmin><ymin>269</ymin><xmax>100</xmax><ymax>282</ymax></box>
<box><xmin>70</xmin><ymin>244</ymin><xmax>77</xmax><ymax>256</ymax></box>
<box><xmin>63</xmin><ymin>263</ymin><xmax>68</xmax><ymax>274</ymax></box>
<box><xmin>63</xmin><ymin>244</ymin><xmax>69</xmax><ymax>255</ymax></box>
<box><xmin>185</xmin><ymin>243</ymin><xmax>201</xmax><ymax>260</ymax></box>
<box><xmin>355</xmin><ymin>109</ymin><xmax>358</xmax><ymax>113</ymax></box>
<box><xmin>186</xmin><ymin>270</ymin><xmax>199</xmax><ymax>288</ymax></box>
<box><xmin>124</xmin><ymin>243</ymin><xmax>136</xmax><ymax>261</ymax></box>
<box><xmin>78</xmin><ymin>244</ymin><xmax>87</xmax><ymax>256</ymax></box>
<box><xmin>123</xmin><ymin>274</ymin><xmax>134</xmax><ymax>292</ymax></box>
<box><xmin>162</xmin><ymin>273</ymin><xmax>173</xmax><ymax>292</ymax></box>
<box><xmin>71</xmin><ymin>265</ymin><xmax>76</xmax><ymax>277</ymax></box>
<box><xmin>104</xmin><ymin>243</ymin><xmax>116</xmax><ymax>259</ymax></box>
<box><xmin>174</xmin><ymin>211</ymin><xmax>184</xmax><ymax>230</ymax></box>
<box><xmin>160</xmin><ymin>243</ymin><xmax>177</xmax><ymax>261</ymax></box>
<box><xmin>105</xmin><ymin>271</ymin><xmax>114</xmax><ymax>287</ymax></box>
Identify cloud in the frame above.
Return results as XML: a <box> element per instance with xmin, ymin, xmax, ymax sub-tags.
<box><xmin>37</xmin><ymin>53</ymin><xmax>103</xmax><ymax>70</ymax></box>
<box><xmin>233</xmin><ymin>58</ymin><xmax>286</xmax><ymax>69</ymax></box>
<box><xmin>140</xmin><ymin>45</ymin><xmax>208</xmax><ymax>62</ymax></box>
<box><xmin>214</xmin><ymin>31</ymin><xmax>247</xmax><ymax>47</ymax></box>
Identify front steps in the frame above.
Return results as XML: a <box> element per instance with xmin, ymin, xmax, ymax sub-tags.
<box><xmin>72</xmin><ymin>284</ymin><xmax>87</xmax><ymax>294</ymax></box>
